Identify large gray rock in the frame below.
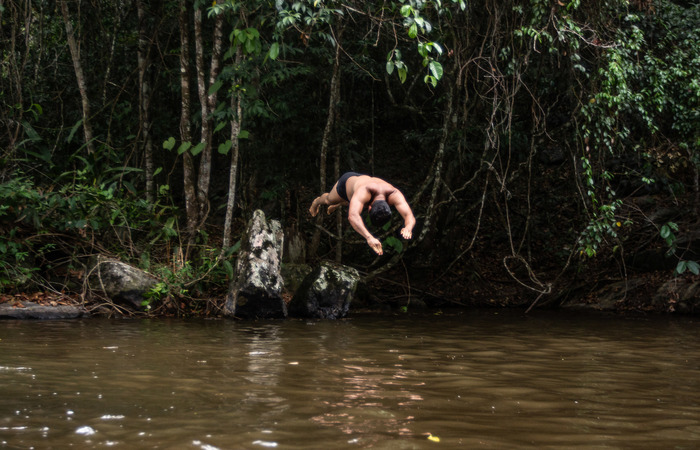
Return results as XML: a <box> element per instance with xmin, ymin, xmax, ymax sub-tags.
<box><xmin>224</xmin><ymin>210</ymin><xmax>286</xmax><ymax>319</ymax></box>
<box><xmin>88</xmin><ymin>258</ymin><xmax>158</xmax><ymax>309</ymax></box>
<box><xmin>288</xmin><ymin>262</ymin><xmax>360</xmax><ymax>319</ymax></box>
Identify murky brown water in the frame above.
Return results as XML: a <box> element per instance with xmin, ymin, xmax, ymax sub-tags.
<box><xmin>1</xmin><ymin>310</ymin><xmax>699</xmax><ymax>449</ymax></box>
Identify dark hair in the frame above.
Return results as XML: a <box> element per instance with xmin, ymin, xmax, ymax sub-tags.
<box><xmin>369</xmin><ymin>200</ymin><xmax>391</xmax><ymax>227</ymax></box>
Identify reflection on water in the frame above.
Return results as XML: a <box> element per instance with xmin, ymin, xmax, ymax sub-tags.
<box><xmin>1</xmin><ymin>311</ymin><xmax>700</xmax><ymax>449</ymax></box>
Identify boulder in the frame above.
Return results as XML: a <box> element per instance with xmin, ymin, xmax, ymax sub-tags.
<box><xmin>653</xmin><ymin>278</ymin><xmax>700</xmax><ymax>313</ymax></box>
<box><xmin>288</xmin><ymin>262</ymin><xmax>360</xmax><ymax>319</ymax></box>
<box><xmin>281</xmin><ymin>263</ymin><xmax>313</xmax><ymax>296</ymax></box>
<box><xmin>88</xmin><ymin>257</ymin><xmax>158</xmax><ymax>309</ymax></box>
<box><xmin>224</xmin><ymin>210</ymin><xmax>286</xmax><ymax>319</ymax></box>
<box><xmin>557</xmin><ymin>278</ymin><xmax>647</xmax><ymax>311</ymax></box>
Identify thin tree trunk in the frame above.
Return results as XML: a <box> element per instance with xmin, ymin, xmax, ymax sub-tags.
<box><xmin>137</xmin><ymin>0</ymin><xmax>155</xmax><ymax>203</ymax></box>
<box><xmin>102</xmin><ymin>2</ymin><xmax>121</xmax><ymax>106</ymax></box>
<box><xmin>310</xmin><ymin>27</ymin><xmax>343</xmax><ymax>258</ymax></box>
<box><xmin>0</xmin><ymin>1</ymin><xmax>22</xmax><ymax>156</ymax></box>
<box><xmin>178</xmin><ymin>0</ymin><xmax>198</xmax><ymax>235</ymax></box>
<box><xmin>334</xmin><ymin>142</ymin><xmax>342</xmax><ymax>263</ymax></box>
<box><xmin>417</xmin><ymin>81</ymin><xmax>454</xmax><ymax>243</ymax></box>
<box><xmin>194</xmin><ymin>7</ymin><xmax>224</xmax><ymax>226</ymax></box>
<box><xmin>59</xmin><ymin>0</ymin><xmax>95</xmax><ymax>154</ymax></box>
<box><xmin>223</xmin><ymin>51</ymin><xmax>243</xmax><ymax>250</ymax></box>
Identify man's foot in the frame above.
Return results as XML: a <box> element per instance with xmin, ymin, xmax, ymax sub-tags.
<box><xmin>327</xmin><ymin>204</ymin><xmax>341</xmax><ymax>215</ymax></box>
<box><xmin>309</xmin><ymin>196</ymin><xmax>323</xmax><ymax>216</ymax></box>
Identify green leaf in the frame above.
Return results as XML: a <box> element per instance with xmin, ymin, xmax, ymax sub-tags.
<box><xmin>687</xmin><ymin>260</ymin><xmax>700</xmax><ymax>275</ymax></box>
<box><xmin>660</xmin><ymin>225</ymin><xmax>671</xmax><ymax>240</ymax></box>
<box><xmin>191</xmin><ymin>142</ymin><xmax>206</xmax><ymax>156</ymax></box>
<box><xmin>66</xmin><ymin>119</ymin><xmax>82</xmax><ymax>144</ymax></box>
<box><xmin>238</xmin><ymin>129</ymin><xmax>250</xmax><ymax>139</ymax></box>
<box><xmin>418</xmin><ymin>43</ymin><xmax>428</xmax><ymax>58</ymax></box>
<box><xmin>223</xmin><ymin>260</ymin><xmax>234</xmax><ymax>279</ymax></box>
<box><xmin>154</xmin><ymin>167</ymin><xmax>163</xmax><ymax>177</ymax></box>
<box><xmin>208</xmin><ymin>80</ymin><xmax>223</xmax><ymax>95</ymax></box>
<box><xmin>384</xmin><ymin>236</ymin><xmax>404</xmax><ymax>253</ymax></box>
<box><xmin>675</xmin><ymin>260</ymin><xmax>687</xmax><ymax>275</ymax></box>
<box><xmin>269</xmin><ymin>42</ymin><xmax>280</xmax><ymax>60</ymax></box>
<box><xmin>163</xmin><ymin>137</ymin><xmax>176</xmax><ymax>150</ymax></box>
<box><xmin>245</xmin><ymin>39</ymin><xmax>255</xmax><ymax>54</ymax></box>
<box><xmin>218</xmin><ymin>140</ymin><xmax>233</xmax><ymax>155</ymax></box>
<box><xmin>386</xmin><ymin>61</ymin><xmax>395</xmax><ymax>75</ymax></box>
<box><xmin>214</xmin><ymin>121</ymin><xmax>226</xmax><ymax>134</ymax></box>
<box><xmin>177</xmin><ymin>141</ymin><xmax>192</xmax><ymax>155</ymax></box>
<box><xmin>21</xmin><ymin>121</ymin><xmax>41</xmax><ymax>142</ymax></box>
<box><xmin>233</xmin><ymin>29</ymin><xmax>246</xmax><ymax>45</ymax></box>
<box><xmin>398</xmin><ymin>67</ymin><xmax>407</xmax><ymax>84</ymax></box>
<box><xmin>123</xmin><ymin>180</ymin><xmax>137</xmax><ymax>194</ymax></box>
<box><xmin>408</xmin><ymin>23</ymin><xmax>418</xmax><ymax>39</ymax></box>
<box><xmin>429</xmin><ymin>61</ymin><xmax>444</xmax><ymax>80</ymax></box>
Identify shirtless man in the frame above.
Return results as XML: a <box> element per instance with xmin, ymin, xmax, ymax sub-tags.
<box><xmin>309</xmin><ymin>172</ymin><xmax>416</xmax><ymax>255</ymax></box>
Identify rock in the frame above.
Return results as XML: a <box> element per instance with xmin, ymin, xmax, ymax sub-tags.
<box><xmin>0</xmin><ymin>301</ymin><xmax>87</xmax><ymax>320</ymax></box>
<box><xmin>88</xmin><ymin>257</ymin><xmax>158</xmax><ymax>309</ymax></box>
<box><xmin>288</xmin><ymin>262</ymin><xmax>360</xmax><ymax>319</ymax></box>
<box><xmin>224</xmin><ymin>210</ymin><xmax>286</xmax><ymax>319</ymax></box>
<box><xmin>281</xmin><ymin>263</ymin><xmax>313</xmax><ymax>296</ymax></box>
<box><xmin>653</xmin><ymin>278</ymin><xmax>700</xmax><ymax>313</ymax></box>
<box><xmin>560</xmin><ymin>278</ymin><xmax>645</xmax><ymax>311</ymax></box>
<box><xmin>283</xmin><ymin>226</ymin><xmax>307</xmax><ymax>264</ymax></box>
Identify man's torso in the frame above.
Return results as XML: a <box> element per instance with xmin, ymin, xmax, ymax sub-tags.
<box><xmin>344</xmin><ymin>175</ymin><xmax>396</xmax><ymax>204</ymax></box>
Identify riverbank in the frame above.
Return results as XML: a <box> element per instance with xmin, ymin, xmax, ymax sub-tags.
<box><xmin>2</xmin><ymin>268</ymin><xmax>698</xmax><ymax>319</ymax></box>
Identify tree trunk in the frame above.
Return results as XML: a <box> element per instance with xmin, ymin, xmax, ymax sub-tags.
<box><xmin>59</xmin><ymin>0</ymin><xmax>95</xmax><ymax>154</ymax></box>
<box><xmin>194</xmin><ymin>7</ymin><xmax>225</xmax><ymax>226</ymax></box>
<box><xmin>334</xmin><ymin>140</ymin><xmax>342</xmax><ymax>263</ymax></box>
<box><xmin>309</xmin><ymin>27</ymin><xmax>343</xmax><ymax>258</ymax></box>
<box><xmin>137</xmin><ymin>0</ymin><xmax>155</xmax><ymax>203</ymax></box>
<box><xmin>0</xmin><ymin>1</ymin><xmax>22</xmax><ymax>157</ymax></box>
<box><xmin>223</xmin><ymin>49</ymin><xmax>243</xmax><ymax>250</ymax></box>
<box><xmin>178</xmin><ymin>0</ymin><xmax>198</xmax><ymax>235</ymax></box>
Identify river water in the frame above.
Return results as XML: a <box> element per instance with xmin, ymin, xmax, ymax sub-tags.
<box><xmin>1</xmin><ymin>310</ymin><xmax>699</xmax><ymax>449</ymax></box>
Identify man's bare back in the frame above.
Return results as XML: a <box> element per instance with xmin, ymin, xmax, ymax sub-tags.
<box><xmin>310</xmin><ymin>173</ymin><xmax>416</xmax><ymax>255</ymax></box>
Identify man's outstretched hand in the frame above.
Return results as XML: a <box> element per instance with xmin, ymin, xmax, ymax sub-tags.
<box><xmin>400</xmin><ymin>228</ymin><xmax>413</xmax><ymax>239</ymax></box>
<box><xmin>367</xmin><ymin>236</ymin><xmax>383</xmax><ymax>255</ymax></box>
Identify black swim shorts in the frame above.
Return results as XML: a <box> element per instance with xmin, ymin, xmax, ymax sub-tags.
<box><xmin>336</xmin><ymin>172</ymin><xmax>362</xmax><ymax>202</ymax></box>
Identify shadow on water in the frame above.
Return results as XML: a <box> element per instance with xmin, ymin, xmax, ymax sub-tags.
<box><xmin>1</xmin><ymin>310</ymin><xmax>699</xmax><ymax>449</ymax></box>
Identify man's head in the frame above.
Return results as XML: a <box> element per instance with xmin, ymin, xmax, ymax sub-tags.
<box><xmin>369</xmin><ymin>200</ymin><xmax>391</xmax><ymax>227</ymax></box>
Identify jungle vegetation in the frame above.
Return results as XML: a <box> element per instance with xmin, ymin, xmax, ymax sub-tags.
<box><xmin>1</xmin><ymin>0</ymin><xmax>698</xmax><ymax>313</ymax></box>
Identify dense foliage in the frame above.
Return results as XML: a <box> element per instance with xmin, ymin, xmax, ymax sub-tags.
<box><xmin>1</xmin><ymin>0</ymin><xmax>698</xmax><ymax>311</ymax></box>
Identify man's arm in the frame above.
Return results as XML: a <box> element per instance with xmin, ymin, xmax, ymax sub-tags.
<box><xmin>389</xmin><ymin>191</ymin><xmax>416</xmax><ymax>239</ymax></box>
<box><xmin>347</xmin><ymin>188</ymin><xmax>383</xmax><ymax>255</ymax></box>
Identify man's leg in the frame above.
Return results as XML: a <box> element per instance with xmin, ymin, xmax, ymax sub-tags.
<box><xmin>309</xmin><ymin>181</ymin><xmax>346</xmax><ymax>216</ymax></box>
<box><xmin>309</xmin><ymin>192</ymin><xmax>329</xmax><ymax>216</ymax></box>
<box><xmin>327</xmin><ymin>202</ymin><xmax>345</xmax><ymax>214</ymax></box>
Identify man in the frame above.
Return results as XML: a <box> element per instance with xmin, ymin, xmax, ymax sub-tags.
<box><xmin>309</xmin><ymin>172</ymin><xmax>416</xmax><ymax>255</ymax></box>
